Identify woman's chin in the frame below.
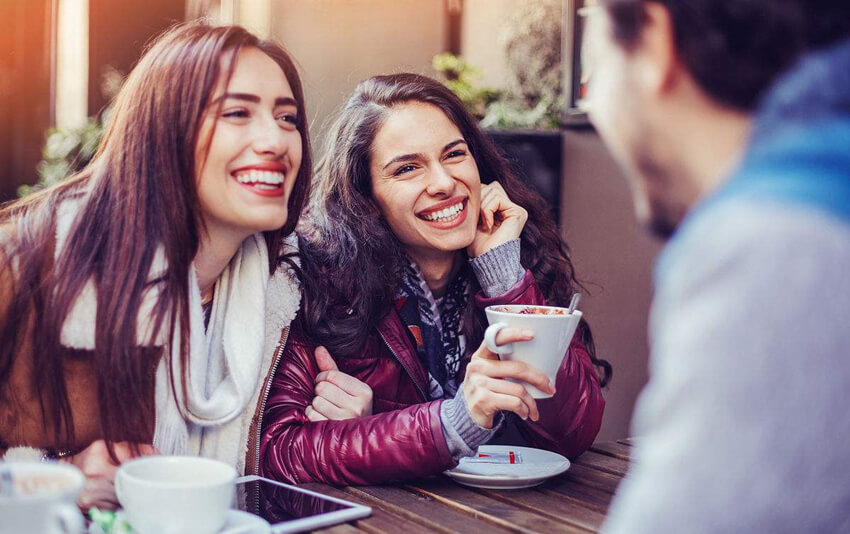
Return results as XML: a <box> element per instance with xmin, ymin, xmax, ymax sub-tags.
<box><xmin>252</xmin><ymin>211</ymin><xmax>290</xmax><ymax>234</ymax></box>
<box><xmin>423</xmin><ymin>235</ymin><xmax>476</xmax><ymax>256</ymax></box>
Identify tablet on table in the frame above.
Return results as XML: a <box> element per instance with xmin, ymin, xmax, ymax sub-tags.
<box><xmin>236</xmin><ymin>475</ymin><xmax>371</xmax><ymax>534</ymax></box>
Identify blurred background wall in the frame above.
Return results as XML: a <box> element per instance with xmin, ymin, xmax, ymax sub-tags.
<box><xmin>88</xmin><ymin>0</ymin><xmax>185</xmax><ymax>115</ymax></box>
<box><xmin>0</xmin><ymin>1</ymin><xmax>53</xmax><ymax>200</ymax></box>
<box><xmin>0</xmin><ymin>0</ymin><xmax>660</xmax><ymax>441</ymax></box>
<box><xmin>0</xmin><ymin>0</ymin><xmax>184</xmax><ymax>200</ymax></box>
<box><xmin>263</xmin><ymin>0</ymin><xmax>447</xmax><ymax>155</ymax></box>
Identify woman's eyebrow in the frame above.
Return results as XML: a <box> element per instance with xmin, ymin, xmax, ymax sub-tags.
<box><xmin>382</xmin><ymin>152</ymin><xmax>422</xmax><ymax>172</ymax></box>
<box><xmin>381</xmin><ymin>139</ymin><xmax>467</xmax><ymax>171</ymax></box>
<box><xmin>443</xmin><ymin>139</ymin><xmax>466</xmax><ymax>151</ymax></box>
<box><xmin>209</xmin><ymin>93</ymin><xmax>297</xmax><ymax>107</ymax></box>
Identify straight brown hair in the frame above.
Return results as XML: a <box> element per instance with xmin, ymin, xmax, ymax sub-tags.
<box><xmin>0</xmin><ymin>22</ymin><xmax>311</xmax><ymax>454</ymax></box>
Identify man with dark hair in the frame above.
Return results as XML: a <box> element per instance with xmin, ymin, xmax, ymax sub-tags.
<box><xmin>583</xmin><ymin>1</ymin><xmax>850</xmax><ymax>532</ymax></box>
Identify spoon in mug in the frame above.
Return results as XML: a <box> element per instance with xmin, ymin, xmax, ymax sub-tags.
<box><xmin>567</xmin><ymin>293</ymin><xmax>581</xmax><ymax>315</ymax></box>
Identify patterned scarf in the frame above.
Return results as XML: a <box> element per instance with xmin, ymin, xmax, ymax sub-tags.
<box><xmin>395</xmin><ymin>260</ymin><xmax>470</xmax><ymax>399</ymax></box>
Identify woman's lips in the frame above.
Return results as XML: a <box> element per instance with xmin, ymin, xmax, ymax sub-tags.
<box><xmin>231</xmin><ymin>168</ymin><xmax>287</xmax><ymax>197</ymax></box>
<box><xmin>418</xmin><ymin>198</ymin><xmax>468</xmax><ymax>229</ymax></box>
<box><xmin>234</xmin><ymin>180</ymin><xmax>285</xmax><ymax>197</ymax></box>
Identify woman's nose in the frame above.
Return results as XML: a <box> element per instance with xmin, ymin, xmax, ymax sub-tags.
<box><xmin>251</xmin><ymin>117</ymin><xmax>290</xmax><ymax>156</ymax></box>
<box><xmin>425</xmin><ymin>164</ymin><xmax>456</xmax><ymax>196</ymax></box>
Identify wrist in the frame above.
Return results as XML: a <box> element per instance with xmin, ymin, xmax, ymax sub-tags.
<box><xmin>469</xmin><ymin>238</ymin><xmax>524</xmax><ymax>297</ymax></box>
<box><xmin>470</xmin><ymin>411</ymin><xmax>493</xmax><ymax>429</ymax></box>
<box><xmin>446</xmin><ymin>389</ymin><xmax>500</xmax><ymax>443</ymax></box>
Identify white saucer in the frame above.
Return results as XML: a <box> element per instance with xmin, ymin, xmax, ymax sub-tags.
<box><xmin>444</xmin><ymin>445</ymin><xmax>570</xmax><ymax>489</ymax></box>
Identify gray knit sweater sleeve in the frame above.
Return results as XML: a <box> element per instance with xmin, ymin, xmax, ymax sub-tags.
<box><xmin>439</xmin><ymin>386</ymin><xmax>504</xmax><ymax>463</ymax></box>
<box><xmin>469</xmin><ymin>239</ymin><xmax>525</xmax><ymax>297</ymax></box>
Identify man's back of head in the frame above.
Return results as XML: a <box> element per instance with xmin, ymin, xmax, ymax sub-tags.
<box><xmin>605</xmin><ymin>0</ymin><xmax>850</xmax><ymax>111</ymax></box>
<box><xmin>585</xmin><ymin>0</ymin><xmax>850</xmax><ymax>236</ymax></box>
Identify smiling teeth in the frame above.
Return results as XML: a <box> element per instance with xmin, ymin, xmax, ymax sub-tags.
<box><xmin>422</xmin><ymin>202</ymin><xmax>463</xmax><ymax>222</ymax></box>
<box><xmin>235</xmin><ymin>170</ymin><xmax>285</xmax><ymax>186</ymax></box>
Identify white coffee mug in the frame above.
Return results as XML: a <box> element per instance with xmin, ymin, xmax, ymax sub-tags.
<box><xmin>116</xmin><ymin>456</ymin><xmax>236</xmax><ymax>534</ymax></box>
<box><xmin>484</xmin><ymin>304</ymin><xmax>582</xmax><ymax>398</ymax></box>
<box><xmin>0</xmin><ymin>461</ymin><xmax>85</xmax><ymax>534</ymax></box>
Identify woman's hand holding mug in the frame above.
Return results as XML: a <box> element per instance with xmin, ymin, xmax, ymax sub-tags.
<box><xmin>462</xmin><ymin>327</ymin><xmax>554</xmax><ymax>428</ymax></box>
<box><xmin>64</xmin><ymin>440</ymin><xmax>158</xmax><ymax>511</ymax></box>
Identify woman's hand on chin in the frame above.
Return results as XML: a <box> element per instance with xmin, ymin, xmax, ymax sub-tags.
<box><xmin>64</xmin><ymin>440</ymin><xmax>158</xmax><ymax>511</ymax></box>
<box><xmin>306</xmin><ymin>346</ymin><xmax>374</xmax><ymax>422</ymax></box>
<box><xmin>461</xmin><ymin>327</ymin><xmax>554</xmax><ymax>429</ymax></box>
<box><xmin>467</xmin><ymin>181</ymin><xmax>528</xmax><ymax>258</ymax></box>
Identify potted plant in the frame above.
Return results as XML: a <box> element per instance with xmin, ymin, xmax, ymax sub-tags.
<box><xmin>21</xmin><ymin>67</ymin><xmax>122</xmax><ymax>198</ymax></box>
<box><xmin>433</xmin><ymin>0</ymin><xmax>566</xmax><ymax>222</ymax></box>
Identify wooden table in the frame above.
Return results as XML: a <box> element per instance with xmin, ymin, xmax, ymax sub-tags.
<box><xmin>305</xmin><ymin>439</ymin><xmax>633</xmax><ymax>534</ymax></box>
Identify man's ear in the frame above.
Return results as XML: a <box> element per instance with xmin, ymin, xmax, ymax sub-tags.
<box><xmin>632</xmin><ymin>2</ymin><xmax>680</xmax><ymax>96</ymax></box>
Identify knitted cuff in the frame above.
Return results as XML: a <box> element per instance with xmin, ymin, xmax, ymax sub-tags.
<box><xmin>469</xmin><ymin>239</ymin><xmax>525</xmax><ymax>297</ymax></box>
<box><xmin>440</xmin><ymin>387</ymin><xmax>504</xmax><ymax>464</ymax></box>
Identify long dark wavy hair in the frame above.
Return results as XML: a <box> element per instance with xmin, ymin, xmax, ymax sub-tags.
<box><xmin>299</xmin><ymin>73</ymin><xmax>610</xmax><ymax>386</ymax></box>
<box><xmin>0</xmin><ymin>23</ymin><xmax>311</xmax><ymax>453</ymax></box>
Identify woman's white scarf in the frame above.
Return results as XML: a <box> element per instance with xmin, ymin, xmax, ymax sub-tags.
<box><xmin>56</xmin><ymin>201</ymin><xmax>300</xmax><ymax>474</ymax></box>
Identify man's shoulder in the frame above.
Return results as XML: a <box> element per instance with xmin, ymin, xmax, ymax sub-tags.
<box><xmin>646</xmin><ymin>196</ymin><xmax>850</xmax><ymax>416</ymax></box>
<box><xmin>659</xmin><ymin>197</ymin><xmax>850</xmax><ymax>287</ymax></box>
<box><xmin>651</xmin><ymin>199</ymin><xmax>850</xmax><ymax>350</ymax></box>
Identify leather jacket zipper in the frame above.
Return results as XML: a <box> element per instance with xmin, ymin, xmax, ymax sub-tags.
<box><xmin>378</xmin><ymin>330</ymin><xmax>428</xmax><ymax>402</ymax></box>
<box><xmin>251</xmin><ymin>327</ymin><xmax>290</xmax><ymax>512</ymax></box>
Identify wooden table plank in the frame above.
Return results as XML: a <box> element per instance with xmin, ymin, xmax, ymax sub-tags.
<box><xmin>539</xmin><ymin>476</ymin><xmax>615</xmax><ymax>512</ymax></box>
<box><xmin>305</xmin><ymin>438</ymin><xmax>635</xmax><ymax>533</ymax></box>
<box><xmin>345</xmin><ymin>484</ymin><xmax>516</xmax><ymax>534</ymax></box>
<box><xmin>301</xmin><ymin>484</ymin><xmax>436</xmax><ymax>534</ymax></box>
<box><xmin>589</xmin><ymin>441</ymin><xmax>633</xmax><ymax>462</ymax></box>
<box><xmin>317</xmin><ymin>524</ymin><xmax>367</xmax><ymax>533</ymax></box>
<box><xmin>407</xmin><ymin>478</ymin><xmax>591</xmax><ymax>534</ymax></box>
<box><xmin>553</xmin><ymin>463</ymin><xmax>623</xmax><ymax>495</ymax></box>
<box><xmin>571</xmin><ymin>451</ymin><xmax>629</xmax><ymax>477</ymax></box>
<box><xmin>473</xmin><ymin>484</ymin><xmax>606</xmax><ymax>532</ymax></box>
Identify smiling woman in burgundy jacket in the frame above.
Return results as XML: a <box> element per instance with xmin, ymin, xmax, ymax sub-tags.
<box><xmin>259</xmin><ymin>73</ymin><xmax>610</xmax><ymax>486</ymax></box>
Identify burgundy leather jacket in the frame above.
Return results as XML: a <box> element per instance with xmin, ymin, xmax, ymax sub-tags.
<box><xmin>260</xmin><ymin>271</ymin><xmax>605</xmax><ymax>485</ymax></box>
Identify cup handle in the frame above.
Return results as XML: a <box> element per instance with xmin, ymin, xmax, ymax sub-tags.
<box><xmin>49</xmin><ymin>503</ymin><xmax>85</xmax><ymax>534</ymax></box>
<box><xmin>484</xmin><ymin>322</ymin><xmax>514</xmax><ymax>355</ymax></box>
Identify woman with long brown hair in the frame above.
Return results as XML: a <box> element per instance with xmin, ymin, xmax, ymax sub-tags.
<box><xmin>0</xmin><ymin>23</ymin><xmax>311</xmax><ymax>509</ymax></box>
<box><xmin>261</xmin><ymin>73</ymin><xmax>609</xmax><ymax>485</ymax></box>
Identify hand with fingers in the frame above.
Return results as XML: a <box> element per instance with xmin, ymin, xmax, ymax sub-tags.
<box><xmin>64</xmin><ymin>440</ymin><xmax>158</xmax><ymax>511</ymax></box>
<box><xmin>305</xmin><ymin>346</ymin><xmax>374</xmax><ymax>422</ymax></box>
<box><xmin>467</xmin><ymin>180</ymin><xmax>529</xmax><ymax>258</ymax></box>
<box><xmin>462</xmin><ymin>326</ymin><xmax>555</xmax><ymax>429</ymax></box>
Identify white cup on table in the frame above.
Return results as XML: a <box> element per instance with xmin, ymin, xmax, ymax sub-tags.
<box><xmin>116</xmin><ymin>456</ymin><xmax>236</xmax><ymax>534</ymax></box>
<box><xmin>0</xmin><ymin>461</ymin><xmax>85</xmax><ymax>534</ymax></box>
<box><xmin>484</xmin><ymin>304</ymin><xmax>582</xmax><ymax>399</ymax></box>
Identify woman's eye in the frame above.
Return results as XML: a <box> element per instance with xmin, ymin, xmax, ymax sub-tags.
<box><xmin>394</xmin><ymin>164</ymin><xmax>417</xmax><ymax>176</ymax></box>
<box><xmin>277</xmin><ymin>114</ymin><xmax>298</xmax><ymax>128</ymax></box>
<box><xmin>222</xmin><ymin>109</ymin><xmax>249</xmax><ymax>119</ymax></box>
<box><xmin>445</xmin><ymin>150</ymin><xmax>466</xmax><ymax>159</ymax></box>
